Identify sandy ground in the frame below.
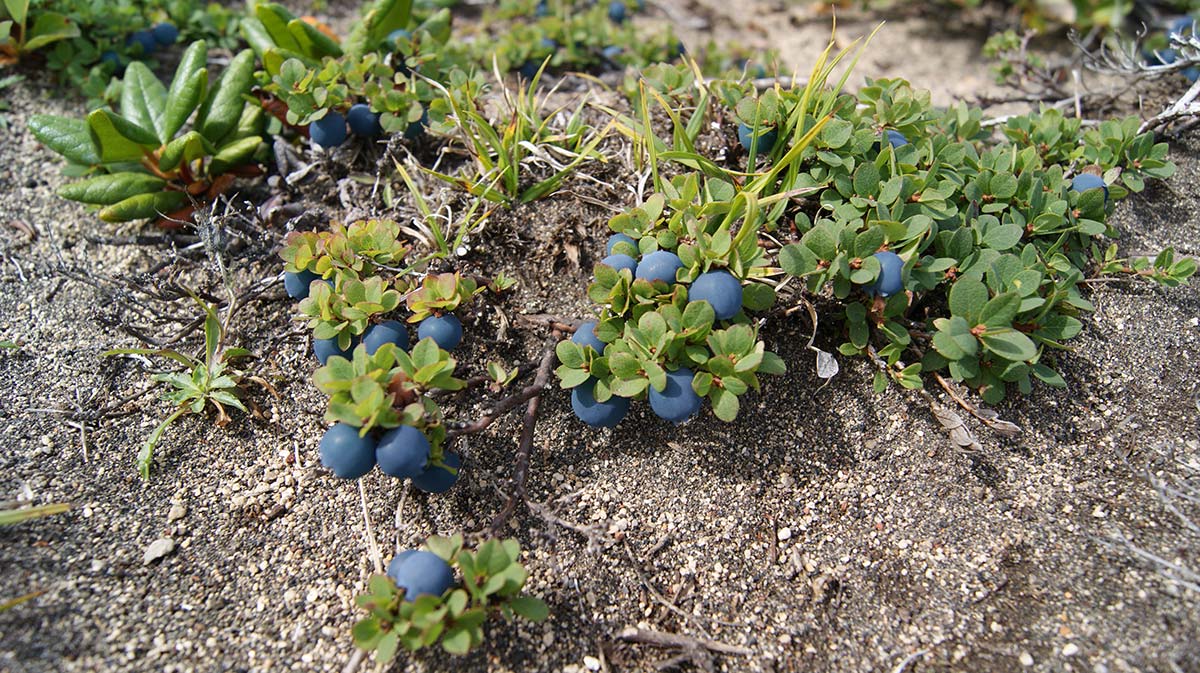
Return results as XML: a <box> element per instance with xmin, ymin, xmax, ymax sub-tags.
<box><xmin>2</xmin><ymin>2</ymin><xmax>1199</xmax><ymax>673</ymax></box>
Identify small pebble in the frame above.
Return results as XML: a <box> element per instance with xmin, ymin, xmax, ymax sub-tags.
<box><xmin>1063</xmin><ymin>643</ymin><xmax>1080</xmax><ymax>657</ymax></box>
<box><xmin>143</xmin><ymin>538</ymin><xmax>176</xmax><ymax>565</ymax></box>
<box><xmin>1019</xmin><ymin>651</ymin><xmax>1034</xmax><ymax>666</ymax></box>
<box><xmin>777</xmin><ymin>527</ymin><xmax>792</xmax><ymax>541</ymax></box>
<box><xmin>583</xmin><ymin>655</ymin><xmax>601</xmax><ymax>671</ymax></box>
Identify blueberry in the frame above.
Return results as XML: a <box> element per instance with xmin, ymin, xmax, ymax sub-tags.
<box><xmin>347</xmin><ymin>103</ymin><xmax>383</xmax><ymax>137</ymax></box>
<box><xmin>517</xmin><ymin>61</ymin><xmax>540</xmax><ymax>80</ymax></box>
<box><xmin>535</xmin><ymin>0</ymin><xmax>549</xmax><ymax>17</ymax></box>
<box><xmin>318</xmin><ymin>423</ymin><xmax>377</xmax><ymax>479</ymax></box>
<box><xmin>648</xmin><ymin>367</ymin><xmax>701</xmax><ymax>423</ymax></box>
<box><xmin>870</xmin><ymin>251</ymin><xmax>905</xmax><ymax>298</ymax></box>
<box><xmin>386</xmin><ymin>549</ymin><xmax>454</xmax><ymax>601</ymax></box>
<box><xmin>737</xmin><ymin>123</ymin><xmax>777</xmax><ymax>153</ymax></box>
<box><xmin>284</xmin><ymin>269</ymin><xmax>321</xmax><ymax>300</ymax></box>
<box><xmin>99</xmin><ymin>50</ymin><xmax>124</xmax><ymax>74</ymax></box>
<box><xmin>376</xmin><ymin>425</ymin><xmax>430</xmax><ymax>478</ymax></box>
<box><xmin>571</xmin><ymin>320</ymin><xmax>606</xmax><ymax>354</ymax></box>
<box><xmin>884</xmin><ymin>130</ymin><xmax>909</xmax><ymax>148</ymax></box>
<box><xmin>601</xmin><ymin>254</ymin><xmax>638</xmax><ymax>275</ymax></box>
<box><xmin>602</xmin><ymin>45</ymin><xmax>623</xmax><ymax>62</ymax></box>
<box><xmin>635</xmin><ymin>250</ymin><xmax>683</xmax><ymax>284</ymax></box>
<box><xmin>608</xmin><ymin>0</ymin><xmax>627</xmax><ymax>23</ymax></box>
<box><xmin>606</xmin><ymin>233</ymin><xmax>637</xmax><ymax>255</ymax></box>
<box><xmin>385</xmin><ymin>29</ymin><xmax>412</xmax><ymax>51</ymax></box>
<box><xmin>1070</xmin><ymin>173</ymin><xmax>1108</xmax><ymax>202</ymax></box>
<box><xmin>127</xmin><ymin>30</ymin><xmax>158</xmax><ymax>56</ymax></box>
<box><xmin>540</xmin><ymin>37</ymin><xmax>558</xmax><ymax>51</ymax></box>
<box><xmin>310</xmin><ymin>111</ymin><xmax>348</xmax><ymax>149</ymax></box>
<box><xmin>314</xmin><ymin>336</ymin><xmax>355</xmax><ymax>364</ymax></box>
<box><xmin>411</xmin><ymin>452</ymin><xmax>461</xmax><ymax>493</ymax></box>
<box><xmin>1169</xmin><ymin>17</ymin><xmax>1196</xmax><ymax>37</ymax></box>
<box><xmin>404</xmin><ymin>109</ymin><xmax>430</xmax><ymax>141</ymax></box>
<box><xmin>151</xmin><ymin>22</ymin><xmax>178</xmax><ymax>46</ymax></box>
<box><xmin>363</xmin><ymin>320</ymin><xmax>410</xmax><ymax>354</ymax></box>
<box><xmin>688</xmin><ymin>270</ymin><xmax>743</xmax><ymax>320</ymax></box>
<box><xmin>571</xmin><ymin>379</ymin><xmax>629</xmax><ymax>428</ymax></box>
<box><xmin>417</xmin><ymin>314</ymin><xmax>463</xmax><ymax>351</ymax></box>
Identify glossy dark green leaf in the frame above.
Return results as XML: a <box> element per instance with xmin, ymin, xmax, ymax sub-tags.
<box><xmin>87</xmin><ymin>109</ymin><xmax>157</xmax><ymax>162</ymax></box>
<box><xmin>209</xmin><ymin>136</ymin><xmax>262</xmax><ymax>174</ymax></box>
<box><xmin>255</xmin><ymin>3</ymin><xmax>302</xmax><ymax>52</ymax></box>
<box><xmin>197</xmin><ymin>49</ymin><xmax>255</xmax><ymax>144</ymax></box>
<box><xmin>159</xmin><ymin>131</ymin><xmax>213</xmax><ymax>172</ymax></box>
<box><xmin>287</xmin><ymin>18</ymin><xmax>342</xmax><ymax>58</ymax></box>
<box><xmin>121</xmin><ymin>62</ymin><xmax>168</xmax><ymax>142</ymax></box>
<box><xmin>23</xmin><ymin>11</ymin><xmax>79</xmax><ymax>51</ymax></box>
<box><xmin>28</xmin><ymin>115</ymin><xmax>100</xmax><ymax>165</ymax></box>
<box><xmin>99</xmin><ymin>191</ymin><xmax>187</xmax><ymax>223</ymax></box>
<box><xmin>163</xmin><ymin>41</ymin><xmax>209</xmax><ymax>142</ymax></box>
<box><xmin>58</xmin><ymin>173</ymin><xmax>166</xmax><ymax>205</ymax></box>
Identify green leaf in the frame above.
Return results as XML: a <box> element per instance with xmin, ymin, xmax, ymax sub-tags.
<box><xmin>779</xmin><ymin>242</ymin><xmax>818</xmax><ymax>277</ymax></box>
<box><xmin>209</xmin><ymin>136</ymin><xmax>263</xmax><ymax>175</ymax></box>
<box><xmin>99</xmin><ymin>191</ymin><xmax>188</xmax><ymax>223</ymax></box>
<box><xmin>163</xmin><ymin>41</ymin><xmax>210</xmax><ymax>142</ymax></box>
<box><xmin>948</xmin><ymin>277</ymin><xmax>989</xmax><ymax>323</ymax></box>
<box><xmin>22</xmin><ymin>12</ymin><xmax>79</xmax><ymax>51</ymax></box>
<box><xmin>980</xmin><ymin>329</ymin><xmax>1038</xmax><ymax>362</ymax></box>
<box><xmin>441</xmin><ymin>625</ymin><xmax>471</xmax><ymax>655</ymax></box>
<box><xmin>287</xmin><ymin>18</ymin><xmax>343</xmax><ymax>58</ymax></box>
<box><xmin>58</xmin><ymin>173</ymin><xmax>165</xmax><ymax>205</ymax></box>
<box><xmin>3</xmin><ymin>0</ymin><xmax>28</xmax><ymax>26</ymax></box>
<box><xmin>741</xmin><ymin>283</ymin><xmax>776</xmax><ymax>313</ymax></box>
<box><xmin>86</xmin><ymin>109</ymin><xmax>157</xmax><ymax>162</ymax></box>
<box><xmin>254</xmin><ymin>3</ymin><xmax>302</xmax><ymax>52</ymax></box>
<box><xmin>197</xmin><ymin>49</ymin><xmax>256</xmax><ymax>144</ymax></box>
<box><xmin>28</xmin><ymin>115</ymin><xmax>100</xmax><ymax>165</ymax></box>
<box><xmin>121</xmin><ymin>62</ymin><xmax>168</xmax><ymax>142</ymax></box>
<box><xmin>509</xmin><ymin>596</ymin><xmax>549</xmax><ymax>622</ymax></box>
<box><xmin>159</xmin><ymin>131</ymin><xmax>213</xmax><ymax>172</ymax></box>
<box><xmin>979</xmin><ymin>291</ymin><xmax>1021</xmax><ymax>328</ymax></box>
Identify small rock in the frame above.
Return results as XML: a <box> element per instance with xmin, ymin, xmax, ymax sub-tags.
<box><xmin>777</xmin><ymin>527</ymin><xmax>792</xmax><ymax>541</ymax></box>
<box><xmin>143</xmin><ymin>538</ymin><xmax>176</xmax><ymax>565</ymax></box>
<box><xmin>167</xmin><ymin>504</ymin><xmax>187</xmax><ymax>523</ymax></box>
<box><xmin>1062</xmin><ymin>643</ymin><xmax>1079</xmax><ymax>657</ymax></box>
<box><xmin>1019</xmin><ymin>651</ymin><xmax>1034</xmax><ymax>666</ymax></box>
<box><xmin>583</xmin><ymin>656</ymin><xmax>601</xmax><ymax>671</ymax></box>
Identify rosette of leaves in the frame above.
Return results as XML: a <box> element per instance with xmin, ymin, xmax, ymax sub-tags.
<box><xmin>313</xmin><ymin>339</ymin><xmax>463</xmax><ymax>445</ymax></box>
<box><xmin>28</xmin><ymin>41</ymin><xmax>264</xmax><ymax>226</ymax></box>
<box><xmin>0</xmin><ymin>1</ymin><xmax>79</xmax><ymax>65</ymax></box>
<box><xmin>281</xmin><ymin>219</ymin><xmax>410</xmax><ymax>280</ymax></box>
<box><xmin>353</xmin><ymin>535</ymin><xmax>548</xmax><ymax>661</ymax></box>
<box><xmin>299</xmin><ymin>276</ymin><xmax>403</xmax><ymax>350</ymax></box>
<box><xmin>406</xmin><ymin>273</ymin><xmax>479</xmax><ymax>323</ymax></box>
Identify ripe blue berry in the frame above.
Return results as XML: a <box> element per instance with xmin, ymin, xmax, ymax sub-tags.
<box><xmin>404</xmin><ymin>109</ymin><xmax>430</xmax><ymax>140</ymax></box>
<box><xmin>571</xmin><ymin>380</ymin><xmax>629</xmax><ymax>428</ymax></box>
<box><xmin>884</xmin><ymin>130</ymin><xmax>909</xmax><ymax>148</ymax></box>
<box><xmin>385</xmin><ymin>29</ymin><xmax>412</xmax><ymax>51</ymax></box>
<box><xmin>363</xmin><ymin>320</ymin><xmax>410</xmax><ymax>354</ymax></box>
<box><xmin>689</xmin><ymin>270</ymin><xmax>743</xmax><ymax>320</ymax></box>
<box><xmin>284</xmin><ymin>269</ymin><xmax>321</xmax><ymax>300</ymax></box>
<box><xmin>376</xmin><ymin>425</ymin><xmax>430</xmax><ymax>479</ymax></box>
<box><xmin>99</xmin><ymin>50</ymin><xmax>124</xmax><ymax>74</ymax></box>
<box><xmin>606</xmin><ymin>233</ymin><xmax>637</xmax><ymax>255</ymax></box>
<box><xmin>608</xmin><ymin>0</ymin><xmax>627</xmax><ymax>23</ymax></box>
<box><xmin>1070</xmin><ymin>173</ymin><xmax>1108</xmax><ymax>202</ymax></box>
<box><xmin>386</xmin><ymin>550</ymin><xmax>454</xmax><ymax>601</ymax></box>
<box><xmin>738</xmin><ymin>123</ymin><xmax>777</xmax><ymax>154</ymax></box>
<box><xmin>151</xmin><ymin>22</ymin><xmax>178</xmax><ymax>46</ymax></box>
<box><xmin>535</xmin><ymin>0</ymin><xmax>549</xmax><ymax>17</ymax></box>
<box><xmin>318</xmin><ymin>423</ymin><xmax>377</xmax><ymax>479</ymax></box>
<box><xmin>310</xmin><ymin>111</ymin><xmax>347</xmax><ymax>149</ymax></box>
<box><xmin>572</xmin><ymin>320</ymin><xmax>606</xmax><ymax>354</ymax></box>
<box><xmin>347</xmin><ymin>103</ymin><xmax>383</xmax><ymax>137</ymax></box>
<box><xmin>601</xmin><ymin>254</ymin><xmax>637</xmax><ymax>275</ymax></box>
<box><xmin>127</xmin><ymin>30</ymin><xmax>158</xmax><ymax>56</ymax></box>
<box><xmin>602</xmin><ymin>45</ymin><xmax>623</xmax><ymax>62</ymax></box>
<box><xmin>417</xmin><ymin>314</ymin><xmax>463</xmax><ymax>351</ymax></box>
<box><xmin>648</xmin><ymin>367</ymin><xmax>701</xmax><ymax>423</ymax></box>
<box><xmin>411</xmin><ymin>452</ymin><xmax>461</xmax><ymax>493</ymax></box>
<box><xmin>314</xmin><ymin>336</ymin><xmax>355</xmax><ymax>364</ymax></box>
<box><xmin>870</xmin><ymin>251</ymin><xmax>905</xmax><ymax>298</ymax></box>
<box><xmin>635</xmin><ymin>250</ymin><xmax>683</xmax><ymax>284</ymax></box>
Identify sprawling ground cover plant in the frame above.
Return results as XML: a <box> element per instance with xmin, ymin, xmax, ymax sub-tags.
<box><xmin>557</xmin><ymin>45</ymin><xmax>1194</xmax><ymax>430</ymax></box>
<box><xmin>27</xmin><ymin>40</ymin><xmax>265</xmax><ymax>226</ymax></box>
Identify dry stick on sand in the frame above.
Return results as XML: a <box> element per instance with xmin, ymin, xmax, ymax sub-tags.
<box><xmin>490</xmin><ymin>341</ymin><xmax>559</xmax><ymax>534</ymax></box>
<box><xmin>617</xmin><ymin>626</ymin><xmax>752</xmax><ymax>673</ymax></box>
